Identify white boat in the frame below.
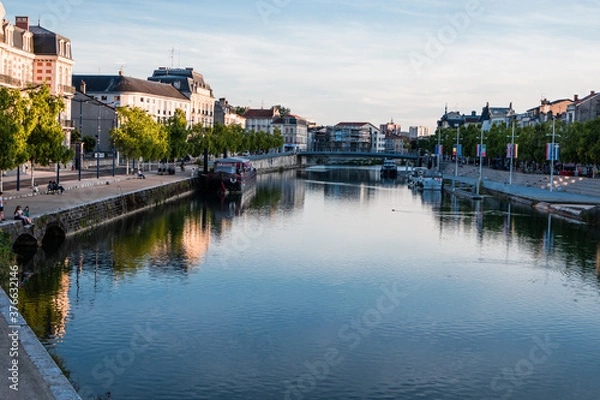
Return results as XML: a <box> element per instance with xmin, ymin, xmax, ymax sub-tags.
<box><xmin>407</xmin><ymin>167</ymin><xmax>428</xmax><ymax>188</ymax></box>
<box><xmin>380</xmin><ymin>159</ymin><xmax>398</xmax><ymax>178</ymax></box>
<box><xmin>418</xmin><ymin>170</ymin><xmax>444</xmax><ymax>191</ymax></box>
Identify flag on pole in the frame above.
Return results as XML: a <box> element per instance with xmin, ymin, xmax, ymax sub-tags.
<box><xmin>546</xmin><ymin>143</ymin><xmax>560</xmax><ymax>161</ymax></box>
<box><xmin>506</xmin><ymin>144</ymin><xmax>518</xmax><ymax>158</ymax></box>
<box><xmin>453</xmin><ymin>144</ymin><xmax>462</xmax><ymax>157</ymax></box>
<box><xmin>435</xmin><ymin>145</ymin><xmax>443</xmax><ymax>155</ymax></box>
<box><xmin>476</xmin><ymin>144</ymin><xmax>486</xmax><ymax>157</ymax></box>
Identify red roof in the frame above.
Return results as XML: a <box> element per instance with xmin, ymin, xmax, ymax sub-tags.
<box><xmin>243</xmin><ymin>108</ymin><xmax>278</xmax><ymax>118</ymax></box>
<box><xmin>335</xmin><ymin>122</ymin><xmax>372</xmax><ymax>127</ymax></box>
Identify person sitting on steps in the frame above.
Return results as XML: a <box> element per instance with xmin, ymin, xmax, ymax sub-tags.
<box><xmin>137</xmin><ymin>169</ymin><xmax>146</xmax><ymax>179</ymax></box>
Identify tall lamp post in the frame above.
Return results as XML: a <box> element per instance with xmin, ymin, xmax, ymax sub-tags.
<box><xmin>507</xmin><ymin>120</ymin><xmax>519</xmax><ymax>186</ymax></box>
<box><xmin>96</xmin><ymin>102</ymin><xmax>101</xmax><ymax>179</ymax></box>
<box><xmin>547</xmin><ymin>117</ymin><xmax>560</xmax><ymax>192</ymax></box>
<box><xmin>452</xmin><ymin>126</ymin><xmax>461</xmax><ymax>190</ymax></box>
<box><xmin>95</xmin><ymin>134</ymin><xmax>100</xmax><ymax>179</ymax></box>
<box><xmin>476</xmin><ymin>126</ymin><xmax>486</xmax><ymax>196</ymax></box>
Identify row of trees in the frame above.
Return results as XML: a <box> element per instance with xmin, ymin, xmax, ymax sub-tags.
<box><xmin>0</xmin><ymin>85</ymin><xmax>72</xmax><ymax>191</ymax></box>
<box><xmin>417</xmin><ymin>117</ymin><xmax>600</xmax><ymax>167</ymax></box>
<box><xmin>111</xmin><ymin>107</ymin><xmax>284</xmax><ymax>172</ymax></box>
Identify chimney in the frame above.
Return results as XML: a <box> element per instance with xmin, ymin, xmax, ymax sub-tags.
<box><xmin>15</xmin><ymin>16</ymin><xmax>30</xmax><ymax>31</ymax></box>
<box><xmin>591</xmin><ymin>90</ymin><xmax>596</xmax><ymax>96</ymax></box>
<box><xmin>80</xmin><ymin>80</ymin><xmax>86</xmax><ymax>94</ymax></box>
<box><xmin>574</xmin><ymin>94</ymin><xmax>578</xmax><ymax>102</ymax></box>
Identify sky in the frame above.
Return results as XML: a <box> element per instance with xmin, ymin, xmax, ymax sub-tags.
<box><xmin>4</xmin><ymin>0</ymin><xmax>600</xmax><ymax>130</ymax></box>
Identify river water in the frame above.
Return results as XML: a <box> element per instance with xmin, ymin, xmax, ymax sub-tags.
<box><xmin>17</xmin><ymin>167</ymin><xmax>600</xmax><ymax>400</ymax></box>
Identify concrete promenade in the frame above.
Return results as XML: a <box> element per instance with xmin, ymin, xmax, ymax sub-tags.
<box><xmin>1</xmin><ymin>167</ymin><xmax>194</xmax><ymax>400</ymax></box>
<box><xmin>444</xmin><ymin>163</ymin><xmax>600</xmax><ymax>205</ymax></box>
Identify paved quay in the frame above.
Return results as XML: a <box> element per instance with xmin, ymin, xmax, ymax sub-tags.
<box><xmin>443</xmin><ymin>163</ymin><xmax>600</xmax><ymax>206</ymax></box>
<box><xmin>1</xmin><ymin>167</ymin><xmax>195</xmax><ymax>400</ymax></box>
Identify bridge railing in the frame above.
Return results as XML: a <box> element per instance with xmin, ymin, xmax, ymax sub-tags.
<box><xmin>298</xmin><ymin>150</ymin><xmax>420</xmax><ymax>159</ymax></box>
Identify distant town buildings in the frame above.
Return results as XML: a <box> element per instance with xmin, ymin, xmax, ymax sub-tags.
<box><xmin>408</xmin><ymin>126</ymin><xmax>431</xmax><ymax>139</ymax></box>
<box><xmin>380</xmin><ymin>119</ymin><xmax>402</xmax><ymax>135</ymax></box>
<box><xmin>271</xmin><ymin>114</ymin><xmax>308</xmax><ymax>151</ymax></box>
<box><xmin>328</xmin><ymin>122</ymin><xmax>382</xmax><ymax>153</ymax></box>
<box><xmin>148</xmin><ymin>67</ymin><xmax>215</xmax><ymax>127</ymax></box>
<box><xmin>242</xmin><ymin>107</ymin><xmax>280</xmax><ymax>134</ymax></box>
<box><xmin>567</xmin><ymin>91</ymin><xmax>600</xmax><ymax>124</ymax></box>
<box><xmin>214</xmin><ymin>98</ymin><xmax>245</xmax><ymax>127</ymax></box>
<box><xmin>0</xmin><ymin>9</ymin><xmax>75</xmax><ymax>142</ymax></box>
<box><xmin>72</xmin><ymin>72</ymin><xmax>190</xmax><ymax>151</ymax></box>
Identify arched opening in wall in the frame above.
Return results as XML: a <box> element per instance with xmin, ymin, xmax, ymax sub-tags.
<box><xmin>13</xmin><ymin>233</ymin><xmax>38</xmax><ymax>265</ymax></box>
<box><xmin>41</xmin><ymin>225</ymin><xmax>66</xmax><ymax>254</ymax></box>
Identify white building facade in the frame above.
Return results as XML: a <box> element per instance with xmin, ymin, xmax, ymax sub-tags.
<box><xmin>272</xmin><ymin>114</ymin><xmax>308</xmax><ymax>151</ymax></box>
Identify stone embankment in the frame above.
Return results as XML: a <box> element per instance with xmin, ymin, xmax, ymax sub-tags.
<box><xmin>443</xmin><ymin>163</ymin><xmax>600</xmax><ymax>224</ymax></box>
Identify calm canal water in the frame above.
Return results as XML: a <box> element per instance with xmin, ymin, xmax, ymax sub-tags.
<box><xmin>17</xmin><ymin>167</ymin><xmax>600</xmax><ymax>400</ymax></box>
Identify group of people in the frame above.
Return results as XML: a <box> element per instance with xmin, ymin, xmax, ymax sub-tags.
<box><xmin>14</xmin><ymin>205</ymin><xmax>32</xmax><ymax>225</ymax></box>
<box><xmin>0</xmin><ymin>193</ymin><xmax>31</xmax><ymax>225</ymax></box>
<box><xmin>48</xmin><ymin>180</ymin><xmax>65</xmax><ymax>194</ymax></box>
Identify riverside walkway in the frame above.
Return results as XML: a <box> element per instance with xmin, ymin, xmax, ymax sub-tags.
<box><xmin>444</xmin><ymin>163</ymin><xmax>600</xmax><ymax>205</ymax></box>
<box><xmin>1</xmin><ymin>167</ymin><xmax>195</xmax><ymax>400</ymax></box>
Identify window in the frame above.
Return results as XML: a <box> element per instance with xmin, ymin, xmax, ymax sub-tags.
<box><xmin>114</xmin><ymin>96</ymin><xmax>120</xmax><ymax>101</ymax></box>
<box><xmin>140</xmin><ymin>97</ymin><xmax>144</xmax><ymax>103</ymax></box>
<box><xmin>101</xmin><ymin>96</ymin><xmax>108</xmax><ymax>101</ymax></box>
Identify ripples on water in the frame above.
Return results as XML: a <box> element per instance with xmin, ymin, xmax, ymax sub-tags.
<box><xmin>16</xmin><ymin>167</ymin><xmax>600</xmax><ymax>400</ymax></box>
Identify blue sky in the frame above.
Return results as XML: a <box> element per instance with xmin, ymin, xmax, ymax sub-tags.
<box><xmin>4</xmin><ymin>0</ymin><xmax>599</xmax><ymax>130</ymax></box>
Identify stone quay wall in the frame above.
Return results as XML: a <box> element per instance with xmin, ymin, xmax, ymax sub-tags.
<box><xmin>4</xmin><ymin>179</ymin><xmax>197</xmax><ymax>247</ymax></box>
<box><xmin>251</xmin><ymin>154</ymin><xmax>301</xmax><ymax>173</ymax></box>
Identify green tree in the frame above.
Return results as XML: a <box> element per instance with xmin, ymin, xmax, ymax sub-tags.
<box><xmin>111</xmin><ymin>107</ymin><xmax>167</xmax><ymax>174</ymax></box>
<box><xmin>273</xmin><ymin>104</ymin><xmax>290</xmax><ymax>117</ymax></box>
<box><xmin>0</xmin><ymin>87</ymin><xmax>28</xmax><ymax>191</ymax></box>
<box><xmin>24</xmin><ymin>85</ymin><xmax>73</xmax><ymax>187</ymax></box>
<box><xmin>82</xmin><ymin>136</ymin><xmax>96</xmax><ymax>152</ymax></box>
<box><xmin>165</xmin><ymin>109</ymin><xmax>190</xmax><ymax>164</ymax></box>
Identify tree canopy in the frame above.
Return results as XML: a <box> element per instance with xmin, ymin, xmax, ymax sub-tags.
<box><xmin>0</xmin><ymin>84</ymin><xmax>75</xmax><ymax>189</ymax></box>
<box><xmin>419</xmin><ymin>118</ymin><xmax>600</xmax><ymax>167</ymax></box>
<box><xmin>111</xmin><ymin>106</ymin><xmax>168</xmax><ymax>172</ymax></box>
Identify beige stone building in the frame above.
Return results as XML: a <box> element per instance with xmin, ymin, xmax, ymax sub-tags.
<box><xmin>0</xmin><ymin>5</ymin><xmax>75</xmax><ymax>139</ymax></box>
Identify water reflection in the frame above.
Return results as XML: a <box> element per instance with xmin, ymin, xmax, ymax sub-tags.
<box><xmin>14</xmin><ymin>167</ymin><xmax>600</xmax><ymax>399</ymax></box>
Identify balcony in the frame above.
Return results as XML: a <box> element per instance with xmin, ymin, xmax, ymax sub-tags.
<box><xmin>0</xmin><ymin>74</ymin><xmax>22</xmax><ymax>88</ymax></box>
<box><xmin>60</xmin><ymin>84</ymin><xmax>76</xmax><ymax>95</ymax></box>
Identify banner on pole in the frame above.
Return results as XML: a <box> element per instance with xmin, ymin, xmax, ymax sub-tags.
<box><xmin>546</xmin><ymin>143</ymin><xmax>559</xmax><ymax>161</ymax></box>
<box><xmin>435</xmin><ymin>144</ymin><xmax>443</xmax><ymax>155</ymax></box>
<box><xmin>452</xmin><ymin>144</ymin><xmax>462</xmax><ymax>157</ymax></box>
<box><xmin>506</xmin><ymin>144</ymin><xmax>518</xmax><ymax>159</ymax></box>
<box><xmin>476</xmin><ymin>144</ymin><xmax>486</xmax><ymax>157</ymax></box>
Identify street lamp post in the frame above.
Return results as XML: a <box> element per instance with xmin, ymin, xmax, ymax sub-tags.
<box><xmin>95</xmin><ymin>134</ymin><xmax>100</xmax><ymax>179</ymax></box>
<box><xmin>507</xmin><ymin>121</ymin><xmax>519</xmax><ymax>186</ymax></box>
<box><xmin>96</xmin><ymin>103</ymin><xmax>101</xmax><ymax>179</ymax></box>
<box><xmin>453</xmin><ymin>126</ymin><xmax>461</xmax><ymax>190</ymax></box>
<box><xmin>476</xmin><ymin>126</ymin><xmax>485</xmax><ymax>196</ymax></box>
<box><xmin>548</xmin><ymin>117</ymin><xmax>559</xmax><ymax>192</ymax></box>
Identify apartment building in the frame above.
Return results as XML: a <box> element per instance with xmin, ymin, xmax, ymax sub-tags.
<box><xmin>148</xmin><ymin>67</ymin><xmax>215</xmax><ymax>127</ymax></box>
<box><xmin>0</xmin><ymin>11</ymin><xmax>75</xmax><ymax>140</ymax></box>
